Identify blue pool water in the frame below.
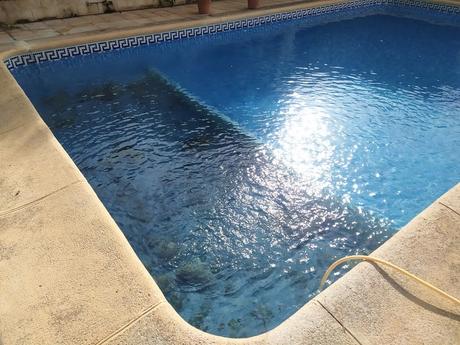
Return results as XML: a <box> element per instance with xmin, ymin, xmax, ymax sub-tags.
<box><xmin>12</xmin><ymin>9</ymin><xmax>460</xmax><ymax>338</ymax></box>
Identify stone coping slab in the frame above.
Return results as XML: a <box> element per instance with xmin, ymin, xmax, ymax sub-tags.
<box><xmin>0</xmin><ymin>1</ymin><xmax>459</xmax><ymax>344</ymax></box>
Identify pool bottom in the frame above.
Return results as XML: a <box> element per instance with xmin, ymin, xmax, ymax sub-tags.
<box><xmin>32</xmin><ymin>70</ymin><xmax>393</xmax><ymax>337</ymax></box>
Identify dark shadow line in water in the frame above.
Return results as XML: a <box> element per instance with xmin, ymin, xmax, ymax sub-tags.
<box><xmin>372</xmin><ymin>264</ymin><xmax>460</xmax><ymax>321</ymax></box>
<box><xmin>146</xmin><ymin>67</ymin><xmax>264</xmax><ymax>145</ymax></box>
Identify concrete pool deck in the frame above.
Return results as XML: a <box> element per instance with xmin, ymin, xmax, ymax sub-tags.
<box><xmin>0</xmin><ymin>0</ymin><xmax>459</xmax><ymax>344</ymax></box>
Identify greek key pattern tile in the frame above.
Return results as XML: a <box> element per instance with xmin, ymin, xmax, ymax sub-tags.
<box><xmin>4</xmin><ymin>0</ymin><xmax>459</xmax><ymax>70</ymax></box>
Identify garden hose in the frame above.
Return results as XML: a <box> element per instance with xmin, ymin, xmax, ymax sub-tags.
<box><xmin>319</xmin><ymin>255</ymin><xmax>460</xmax><ymax>305</ymax></box>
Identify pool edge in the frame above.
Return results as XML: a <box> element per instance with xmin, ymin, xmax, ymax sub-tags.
<box><xmin>0</xmin><ymin>0</ymin><xmax>459</xmax><ymax>344</ymax></box>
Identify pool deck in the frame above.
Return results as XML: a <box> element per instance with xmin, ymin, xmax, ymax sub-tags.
<box><xmin>0</xmin><ymin>0</ymin><xmax>459</xmax><ymax>344</ymax></box>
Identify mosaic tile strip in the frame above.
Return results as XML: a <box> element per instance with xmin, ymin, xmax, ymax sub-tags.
<box><xmin>4</xmin><ymin>0</ymin><xmax>459</xmax><ymax>70</ymax></box>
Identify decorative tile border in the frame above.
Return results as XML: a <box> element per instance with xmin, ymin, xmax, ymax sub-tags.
<box><xmin>4</xmin><ymin>0</ymin><xmax>460</xmax><ymax>71</ymax></box>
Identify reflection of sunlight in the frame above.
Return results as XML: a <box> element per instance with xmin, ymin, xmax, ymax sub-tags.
<box><xmin>272</xmin><ymin>92</ymin><xmax>336</xmax><ymax>195</ymax></box>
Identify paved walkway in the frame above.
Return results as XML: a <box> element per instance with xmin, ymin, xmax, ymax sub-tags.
<box><xmin>0</xmin><ymin>0</ymin><xmax>307</xmax><ymax>52</ymax></box>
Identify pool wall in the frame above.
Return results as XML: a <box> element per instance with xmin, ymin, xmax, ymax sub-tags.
<box><xmin>0</xmin><ymin>0</ymin><xmax>459</xmax><ymax>344</ymax></box>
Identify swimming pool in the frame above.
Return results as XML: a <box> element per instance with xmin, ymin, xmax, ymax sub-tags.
<box><xmin>9</xmin><ymin>0</ymin><xmax>460</xmax><ymax>338</ymax></box>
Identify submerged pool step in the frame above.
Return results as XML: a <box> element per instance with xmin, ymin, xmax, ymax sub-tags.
<box><xmin>146</xmin><ymin>68</ymin><xmax>263</xmax><ymax>145</ymax></box>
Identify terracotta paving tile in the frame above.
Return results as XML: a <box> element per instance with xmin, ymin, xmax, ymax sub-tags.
<box><xmin>9</xmin><ymin>28</ymin><xmax>59</xmax><ymax>41</ymax></box>
<box><xmin>119</xmin><ymin>11</ymin><xmax>149</xmax><ymax>19</ymax></box>
<box><xmin>64</xmin><ymin>26</ymin><xmax>99</xmax><ymax>35</ymax></box>
<box><xmin>97</xmin><ymin>13</ymin><xmax>127</xmax><ymax>23</ymax></box>
<box><xmin>0</xmin><ymin>32</ymin><xmax>14</xmax><ymax>45</ymax></box>
<box><xmin>0</xmin><ymin>43</ymin><xmax>14</xmax><ymax>52</ymax></box>
<box><xmin>93</xmin><ymin>22</ymin><xmax>122</xmax><ymax>30</ymax></box>
<box><xmin>44</xmin><ymin>19</ymin><xmax>72</xmax><ymax>30</ymax></box>
<box><xmin>21</xmin><ymin>22</ymin><xmax>50</xmax><ymax>30</ymax></box>
<box><xmin>32</xmin><ymin>29</ymin><xmax>60</xmax><ymax>40</ymax></box>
